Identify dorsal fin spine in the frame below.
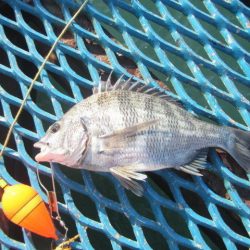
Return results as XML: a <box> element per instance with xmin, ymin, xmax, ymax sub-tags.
<box><xmin>93</xmin><ymin>73</ymin><xmax>181</xmax><ymax>107</ymax></box>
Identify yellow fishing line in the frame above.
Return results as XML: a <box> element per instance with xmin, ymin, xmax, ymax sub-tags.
<box><xmin>0</xmin><ymin>0</ymin><xmax>89</xmax><ymax>159</ymax></box>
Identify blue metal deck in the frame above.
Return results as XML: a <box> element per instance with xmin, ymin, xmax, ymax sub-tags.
<box><xmin>0</xmin><ymin>0</ymin><xmax>249</xmax><ymax>249</ymax></box>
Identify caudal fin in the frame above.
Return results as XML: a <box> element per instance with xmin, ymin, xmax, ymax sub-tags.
<box><xmin>229</xmin><ymin>129</ymin><xmax>250</xmax><ymax>172</ymax></box>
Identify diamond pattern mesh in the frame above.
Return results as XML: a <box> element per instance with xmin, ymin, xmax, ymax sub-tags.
<box><xmin>0</xmin><ymin>0</ymin><xmax>249</xmax><ymax>249</ymax></box>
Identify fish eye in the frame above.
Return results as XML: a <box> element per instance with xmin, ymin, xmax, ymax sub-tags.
<box><xmin>50</xmin><ymin>123</ymin><xmax>60</xmax><ymax>134</ymax></box>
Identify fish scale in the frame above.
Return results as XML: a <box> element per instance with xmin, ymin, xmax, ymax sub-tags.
<box><xmin>84</xmin><ymin>91</ymin><xmax>223</xmax><ymax>167</ymax></box>
<box><xmin>34</xmin><ymin>76</ymin><xmax>250</xmax><ymax>196</ymax></box>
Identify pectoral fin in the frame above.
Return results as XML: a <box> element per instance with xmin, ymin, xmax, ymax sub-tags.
<box><xmin>99</xmin><ymin>120</ymin><xmax>158</xmax><ymax>140</ymax></box>
<box><xmin>98</xmin><ymin>120</ymin><xmax>158</xmax><ymax>153</ymax></box>
<box><xmin>110</xmin><ymin>166</ymin><xmax>147</xmax><ymax>196</ymax></box>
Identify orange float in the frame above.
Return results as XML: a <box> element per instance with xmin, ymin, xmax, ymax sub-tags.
<box><xmin>0</xmin><ymin>178</ymin><xmax>58</xmax><ymax>239</ymax></box>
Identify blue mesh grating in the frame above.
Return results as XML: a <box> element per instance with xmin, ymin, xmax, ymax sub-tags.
<box><xmin>0</xmin><ymin>0</ymin><xmax>250</xmax><ymax>249</ymax></box>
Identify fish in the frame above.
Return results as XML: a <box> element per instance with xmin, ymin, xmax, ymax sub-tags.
<box><xmin>34</xmin><ymin>73</ymin><xmax>250</xmax><ymax>196</ymax></box>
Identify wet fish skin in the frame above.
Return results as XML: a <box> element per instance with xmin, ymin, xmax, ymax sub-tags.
<box><xmin>34</xmin><ymin>77</ymin><xmax>250</xmax><ymax>196</ymax></box>
<box><xmin>79</xmin><ymin>90</ymin><xmax>225</xmax><ymax>170</ymax></box>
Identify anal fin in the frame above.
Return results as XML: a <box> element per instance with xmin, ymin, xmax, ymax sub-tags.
<box><xmin>179</xmin><ymin>149</ymin><xmax>208</xmax><ymax>176</ymax></box>
<box><xmin>110</xmin><ymin>166</ymin><xmax>147</xmax><ymax>196</ymax></box>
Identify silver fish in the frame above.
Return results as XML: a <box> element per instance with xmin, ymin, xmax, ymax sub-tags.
<box><xmin>34</xmin><ymin>74</ymin><xmax>250</xmax><ymax>196</ymax></box>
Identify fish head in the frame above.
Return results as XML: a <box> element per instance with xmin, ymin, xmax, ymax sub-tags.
<box><xmin>34</xmin><ymin>117</ymin><xmax>89</xmax><ymax>167</ymax></box>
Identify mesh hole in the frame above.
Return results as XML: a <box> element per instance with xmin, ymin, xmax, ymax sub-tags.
<box><xmin>72</xmin><ymin>11</ymin><xmax>94</xmax><ymax>32</ymax></box>
<box><xmin>235</xmin><ymin>244</ymin><xmax>249</xmax><ymax>250</ymax></box>
<box><xmin>199</xmin><ymin>65</ymin><xmax>228</xmax><ymax>92</ymax></box>
<box><xmin>239</xmin><ymin>0</ymin><xmax>250</xmax><ymax>7</ymax></box>
<box><xmin>0</xmin><ymin>208</ymin><xmax>9</xmax><ymax>235</ymax></box>
<box><xmin>3</xmin><ymin>154</ymin><xmax>30</xmax><ymax>185</ymax></box>
<box><xmin>234</xmin><ymin>80</ymin><xmax>250</xmax><ymax>103</ymax></box>
<box><xmin>142</xmin><ymin>227</ymin><xmax>169</xmax><ymax>250</ymax></box>
<box><xmin>64</xmin><ymin>54</ymin><xmax>89</xmax><ymax>78</ymax></box>
<box><xmin>15</xmin><ymin>56</ymin><xmax>38</xmax><ymax>79</ymax></box>
<box><xmin>30</xmin><ymin>88</ymin><xmax>55</xmax><ymax>116</ymax></box>
<box><xmin>132</xmin><ymin>36</ymin><xmax>160</xmax><ymax>63</ymax></box>
<box><xmin>32</xmin><ymin>232</ymin><xmax>51</xmax><ymax>249</ymax></box>
<box><xmin>182</xmin><ymin>84</ymin><xmax>210</xmax><ymax>109</ymax></box>
<box><xmin>217</xmin><ymin>151</ymin><xmax>249</xmax><ymax>181</ymax></box>
<box><xmin>17</xmin><ymin>108</ymin><xmax>36</xmax><ymax>133</ymax></box>
<box><xmin>217</xmin><ymin>205</ymin><xmax>249</xmax><ymax>238</ymax></box>
<box><xmin>0</xmin><ymin>125</ymin><xmax>17</xmax><ymax>151</ymax></box>
<box><xmin>148</xmin><ymin>68</ymin><xmax>176</xmax><ymax>93</ymax></box>
<box><xmin>22</xmin><ymin>137</ymin><xmax>36</xmax><ymax>159</ymax></box>
<box><xmin>234</xmin><ymin>185</ymin><xmax>250</xmax><ymax>207</ymax></box>
<box><xmin>41</xmin><ymin>0</ymin><xmax>64</xmax><ymax>19</ymax></box>
<box><xmin>91</xmin><ymin>172</ymin><xmax>119</xmax><ymax>202</ymax></box>
<box><xmin>148</xmin><ymin>172</ymin><xmax>175</xmax><ymax>201</ymax></box>
<box><xmin>59</xmin><ymin>99</ymin><xmax>76</xmax><ymax>114</ymax></box>
<box><xmin>71</xmin><ymin>190</ymin><xmax>100</xmax><ymax>222</ymax></box>
<box><xmin>85</xmin><ymin>39</ymin><xmax>106</xmax><ymax>55</ymax></box>
<box><xmin>76</xmin><ymin>82</ymin><xmax>92</xmax><ymax>99</ymax></box>
<box><xmin>126</xmin><ymin>191</ymin><xmax>155</xmax><ymax>221</ymax></box>
<box><xmin>24</xmin><ymin>0</ymin><xmax>34</xmax><ymax>6</ymax></box>
<box><xmin>117</xmin><ymin>7</ymin><xmax>144</xmax><ymax>32</ymax></box>
<box><xmin>198</xmin><ymin>19</ymin><xmax>226</xmax><ymax>45</ymax></box>
<box><xmin>216</xmin><ymin>96</ymin><xmax>246</xmax><ymax>125</ymax></box>
<box><xmin>99</xmin><ymin>22</ymin><xmax>127</xmax><ymax>48</ymax></box>
<box><xmin>198</xmin><ymin>225</ymin><xmax>226</xmax><ymax>250</ymax></box>
<box><xmin>0</xmin><ymin>74</ymin><xmax>22</xmax><ymax>99</ymax></box>
<box><xmin>232</xmin><ymin>33</ymin><xmax>250</xmax><ymax>52</ymax></box>
<box><xmin>116</xmin><ymin>54</ymin><xmax>140</xmax><ymax>77</ymax></box>
<box><xmin>166</xmin><ymin>51</ymin><xmax>193</xmax><ymax>77</ymax></box>
<box><xmin>6</xmin><ymin>219</ymin><xmax>24</xmax><ymax>245</ymax></box>
<box><xmin>3</xmin><ymin>26</ymin><xmax>28</xmax><ymax>51</ymax></box>
<box><xmin>203</xmin><ymin>169</ymin><xmax>228</xmax><ymax>198</ymax></box>
<box><xmin>60</xmin><ymin>212</ymin><xmax>78</xmax><ymax>239</ymax></box>
<box><xmin>0</xmin><ymin>102</ymin><xmax>3</xmax><ymax>117</ymax></box>
<box><xmin>0</xmin><ymin>3</ymin><xmax>15</xmax><ymax>21</ymax></box>
<box><xmin>213</xmin><ymin>3</ymin><xmax>243</xmax><ymax>29</ymax></box>
<box><xmin>182</xmin><ymin>35</ymin><xmax>210</xmax><ymax>61</ymax></box>
<box><xmin>87</xmin><ymin>228</ymin><xmax>112</xmax><ymax>249</ymax></box>
<box><xmin>214</xmin><ymin>48</ymin><xmax>245</xmax><ymax>76</ymax></box>
<box><xmin>161</xmin><ymin>206</ymin><xmax>193</xmax><ymax>239</ymax></box>
<box><xmin>0</xmin><ymin>47</ymin><xmax>10</xmax><ymax>67</ymax></box>
<box><xmin>106</xmin><ymin>208</ymin><xmax>136</xmax><ymax>240</ymax></box>
<box><xmin>166</xmin><ymin>5</ymin><xmax>194</xmax><ymax>31</ymax></box>
<box><xmin>34</xmin><ymin>40</ymin><xmax>59</xmax><ymax>65</ymax></box>
<box><xmin>51</xmin><ymin>23</ymin><xmax>75</xmax><ymax>45</ymax></box>
<box><xmin>47</xmin><ymin>71</ymin><xmax>74</xmax><ymax>99</ymax></box>
<box><xmin>21</xmin><ymin>10</ymin><xmax>46</xmax><ymax>36</ymax></box>
<box><xmin>139</xmin><ymin>0</ymin><xmax>162</xmax><ymax>16</ymax></box>
<box><xmin>9</xmin><ymin>104</ymin><xmax>19</xmax><ymax>122</ymax></box>
<box><xmin>60</xmin><ymin>167</ymin><xmax>84</xmax><ymax>185</ymax></box>
<box><xmin>91</xmin><ymin>0</ymin><xmax>113</xmax><ymax>18</ymax></box>
<box><xmin>188</xmin><ymin>0</ymin><xmax>210</xmax><ymax>14</ymax></box>
<box><xmin>180</xmin><ymin>188</ymin><xmax>211</xmax><ymax>219</ymax></box>
<box><xmin>172</xmin><ymin>169</ymin><xmax>195</xmax><ymax>183</ymax></box>
<box><xmin>148</xmin><ymin>20</ymin><xmax>176</xmax><ymax>46</ymax></box>
<box><xmin>36</xmin><ymin>168</ymin><xmax>53</xmax><ymax>191</ymax></box>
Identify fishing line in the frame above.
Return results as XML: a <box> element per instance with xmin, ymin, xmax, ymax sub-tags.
<box><xmin>0</xmin><ymin>0</ymin><xmax>89</xmax><ymax>158</ymax></box>
<box><xmin>36</xmin><ymin>162</ymin><xmax>68</xmax><ymax>240</ymax></box>
<box><xmin>0</xmin><ymin>0</ymin><xmax>89</xmax><ymax>242</ymax></box>
<box><xmin>50</xmin><ymin>162</ymin><xmax>68</xmax><ymax>240</ymax></box>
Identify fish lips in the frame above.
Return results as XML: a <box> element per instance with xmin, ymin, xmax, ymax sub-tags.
<box><xmin>34</xmin><ymin>142</ymin><xmax>68</xmax><ymax>162</ymax></box>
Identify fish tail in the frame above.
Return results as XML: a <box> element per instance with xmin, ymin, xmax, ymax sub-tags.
<box><xmin>227</xmin><ymin>129</ymin><xmax>250</xmax><ymax>172</ymax></box>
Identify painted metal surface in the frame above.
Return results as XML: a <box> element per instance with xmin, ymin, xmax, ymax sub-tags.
<box><xmin>0</xmin><ymin>0</ymin><xmax>249</xmax><ymax>249</ymax></box>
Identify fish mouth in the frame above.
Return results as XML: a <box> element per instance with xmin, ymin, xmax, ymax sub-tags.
<box><xmin>34</xmin><ymin>141</ymin><xmax>51</xmax><ymax>162</ymax></box>
<box><xmin>34</xmin><ymin>141</ymin><xmax>69</xmax><ymax>163</ymax></box>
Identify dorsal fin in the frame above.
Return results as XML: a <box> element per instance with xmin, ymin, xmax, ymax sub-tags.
<box><xmin>92</xmin><ymin>72</ymin><xmax>181</xmax><ymax>106</ymax></box>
